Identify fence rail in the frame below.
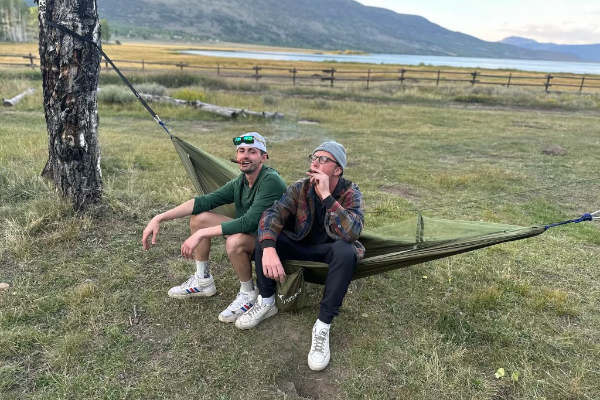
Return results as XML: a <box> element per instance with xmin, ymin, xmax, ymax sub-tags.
<box><xmin>2</xmin><ymin>53</ymin><xmax>600</xmax><ymax>93</ymax></box>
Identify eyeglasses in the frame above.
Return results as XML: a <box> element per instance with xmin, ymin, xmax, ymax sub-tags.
<box><xmin>308</xmin><ymin>154</ymin><xmax>339</xmax><ymax>165</ymax></box>
<box><xmin>233</xmin><ymin>136</ymin><xmax>265</xmax><ymax>146</ymax></box>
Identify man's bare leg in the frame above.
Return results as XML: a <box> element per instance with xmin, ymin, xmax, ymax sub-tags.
<box><xmin>190</xmin><ymin>211</ymin><xmax>232</xmax><ymax>261</ymax></box>
<box><xmin>167</xmin><ymin>212</ymin><xmax>231</xmax><ymax>299</ymax></box>
<box><xmin>225</xmin><ymin>233</ymin><xmax>256</xmax><ymax>282</ymax></box>
<box><xmin>218</xmin><ymin>233</ymin><xmax>259</xmax><ymax>323</ymax></box>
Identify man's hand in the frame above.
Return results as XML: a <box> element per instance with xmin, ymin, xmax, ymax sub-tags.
<box><xmin>262</xmin><ymin>247</ymin><xmax>286</xmax><ymax>283</ymax></box>
<box><xmin>142</xmin><ymin>217</ymin><xmax>161</xmax><ymax>250</ymax></box>
<box><xmin>307</xmin><ymin>169</ymin><xmax>331</xmax><ymax>200</ymax></box>
<box><xmin>181</xmin><ymin>230</ymin><xmax>203</xmax><ymax>259</ymax></box>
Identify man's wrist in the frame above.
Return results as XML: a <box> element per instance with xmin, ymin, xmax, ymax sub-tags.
<box><xmin>262</xmin><ymin>239</ymin><xmax>276</xmax><ymax>249</ymax></box>
<box><xmin>322</xmin><ymin>195</ymin><xmax>335</xmax><ymax>208</ymax></box>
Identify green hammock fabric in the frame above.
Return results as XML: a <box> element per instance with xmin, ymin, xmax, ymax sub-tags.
<box><xmin>172</xmin><ymin>136</ymin><xmax>545</xmax><ymax>285</ymax></box>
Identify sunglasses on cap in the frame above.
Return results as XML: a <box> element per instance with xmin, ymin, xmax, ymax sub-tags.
<box><xmin>233</xmin><ymin>135</ymin><xmax>265</xmax><ymax>146</ymax></box>
<box><xmin>308</xmin><ymin>154</ymin><xmax>339</xmax><ymax>166</ymax></box>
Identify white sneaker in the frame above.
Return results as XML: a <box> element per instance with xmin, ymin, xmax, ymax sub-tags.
<box><xmin>167</xmin><ymin>274</ymin><xmax>217</xmax><ymax>299</ymax></box>
<box><xmin>218</xmin><ymin>288</ymin><xmax>259</xmax><ymax>323</ymax></box>
<box><xmin>234</xmin><ymin>295</ymin><xmax>278</xmax><ymax>330</ymax></box>
<box><xmin>308</xmin><ymin>325</ymin><xmax>330</xmax><ymax>371</ymax></box>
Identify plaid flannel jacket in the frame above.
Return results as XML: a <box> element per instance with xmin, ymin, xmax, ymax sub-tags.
<box><xmin>259</xmin><ymin>177</ymin><xmax>365</xmax><ymax>259</ymax></box>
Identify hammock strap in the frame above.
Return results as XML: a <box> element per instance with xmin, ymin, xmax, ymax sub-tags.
<box><xmin>44</xmin><ymin>20</ymin><xmax>172</xmax><ymax>138</ymax></box>
<box><xmin>545</xmin><ymin>213</ymin><xmax>595</xmax><ymax>230</ymax></box>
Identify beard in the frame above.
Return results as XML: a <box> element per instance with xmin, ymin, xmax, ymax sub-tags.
<box><xmin>238</xmin><ymin>158</ymin><xmax>261</xmax><ymax>173</ymax></box>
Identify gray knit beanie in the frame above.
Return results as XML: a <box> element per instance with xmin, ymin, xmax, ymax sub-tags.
<box><xmin>313</xmin><ymin>141</ymin><xmax>347</xmax><ymax>172</ymax></box>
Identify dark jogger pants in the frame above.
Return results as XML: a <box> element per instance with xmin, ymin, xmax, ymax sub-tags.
<box><xmin>254</xmin><ymin>234</ymin><xmax>358</xmax><ymax>324</ymax></box>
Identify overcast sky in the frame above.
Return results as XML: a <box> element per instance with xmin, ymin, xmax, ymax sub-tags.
<box><xmin>355</xmin><ymin>0</ymin><xmax>600</xmax><ymax>45</ymax></box>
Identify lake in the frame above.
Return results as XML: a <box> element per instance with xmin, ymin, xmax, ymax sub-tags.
<box><xmin>180</xmin><ymin>50</ymin><xmax>600</xmax><ymax>75</ymax></box>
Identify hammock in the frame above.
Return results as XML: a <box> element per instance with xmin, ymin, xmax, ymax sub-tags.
<box><xmin>171</xmin><ymin>136</ymin><xmax>548</xmax><ymax>285</ymax></box>
<box><xmin>46</xmin><ymin>24</ymin><xmax>596</xmax><ymax>285</ymax></box>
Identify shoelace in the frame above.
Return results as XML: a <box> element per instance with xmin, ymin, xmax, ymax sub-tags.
<box><xmin>312</xmin><ymin>330</ymin><xmax>328</xmax><ymax>353</ymax></box>
<box><xmin>246</xmin><ymin>301</ymin><xmax>268</xmax><ymax>318</ymax></box>
<box><xmin>226</xmin><ymin>292</ymin><xmax>249</xmax><ymax>311</ymax></box>
<box><xmin>180</xmin><ymin>275</ymin><xmax>196</xmax><ymax>288</ymax></box>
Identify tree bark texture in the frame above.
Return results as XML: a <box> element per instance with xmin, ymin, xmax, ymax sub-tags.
<box><xmin>38</xmin><ymin>0</ymin><xmax>102</xmax><ymax>212</ymax></box>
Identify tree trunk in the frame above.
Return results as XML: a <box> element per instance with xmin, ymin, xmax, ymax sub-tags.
<box><xmin>38</xmin><ymin>0</ymin><xmax>102</xmax><ymax>212</ymax></box>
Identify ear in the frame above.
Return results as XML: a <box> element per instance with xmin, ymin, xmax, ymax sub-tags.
<box><xmin>333</xmin><ymin>166</ymin><xmax>343</xmax><ymax>177</ymax></box>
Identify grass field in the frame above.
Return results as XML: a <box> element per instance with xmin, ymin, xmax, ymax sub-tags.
<box><xmin>1</xmin><ymin>41</ymin><xmax>600</xmax><ymax>399</ymax></box>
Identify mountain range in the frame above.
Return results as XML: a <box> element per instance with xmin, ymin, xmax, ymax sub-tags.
<box><xmin>23</xmin><ymin>0</ymin><xmax>582</xmax><ymax>61</ymax></box>
<box><xmin>501</xmin><ymin>37</ymin><xmax>600</xmax><ymax>62</ymax></box>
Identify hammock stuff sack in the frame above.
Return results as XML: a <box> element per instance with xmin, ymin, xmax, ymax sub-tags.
<box><xmin>171</xmin><ymin>135</ymin><xmax>546</xmax><ymax>286</ymax></box>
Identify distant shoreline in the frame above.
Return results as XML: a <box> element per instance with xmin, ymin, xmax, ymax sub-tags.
<box><xmin>180</xmin><ymin>49</ymin><xmax>600</xmax><ymax>75</ymax></box>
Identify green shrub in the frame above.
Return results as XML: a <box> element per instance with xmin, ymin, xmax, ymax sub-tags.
<box><xmin>171</xmin><ymin>88</ymin><xmax>206</xmax><ymax>102</ymax></box>
<box><xmin>262</xmin><ymin>95</ymin><xmax>279</xmax><ymax>107</ymax></box>
<box><xmin>135</xmin><ymin>83</ymin><xmax>167</xmax><ymax>96</ymax></box>
<box><xmin>97</xmin><ymin>85</ymin><xmax>136</xmax><ymax>104</ymax></box>
<box><xmin>310</xmin><ymin>99</ymin><xmax>331</xmax><ymax>109</ymax></box>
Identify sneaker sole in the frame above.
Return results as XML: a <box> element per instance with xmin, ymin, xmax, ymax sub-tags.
<box><xmin>234</xmin><ymin>307</ymin><xmax>278</xmax><ymax>330</ymax></box>
<box><xmin>308</xmin><ymin>353</ymin><xmax>331</xmax><ymax>371</ymax></box>
<box><xmin>168</xmin><ymin>287</ymin><xmax>217</xmax><ymax>299</ymax></box>
<box><xmin>218</xmin><ymin>313</ymin><xmax>241</xmax><ymax>323</ymax></box>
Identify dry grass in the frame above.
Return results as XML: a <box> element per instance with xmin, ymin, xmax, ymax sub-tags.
<box><xmin>1</xmin><ymin>47</ymin><xmax>600</xmax><ymax>399</ymax></box>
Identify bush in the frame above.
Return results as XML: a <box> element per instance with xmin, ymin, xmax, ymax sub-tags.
<box><xmin>98</xmin><ymin>73</ymin><xmax>203</xmax><ymax>88</ymax></box>
<box><xmin>135</xmin><ymin>83</ymin><xmax>167</xmax><ymax>96</ymax></box>
<box><xmin>97</xmin><ymin>85</ymin><xmax>136</xmax><ymax>104</ymax></box>
<box><xmin>310</xmin><ymin>99</ymin><xmax>331</xmax><ymax>109</ymax></box>
<box><xmin>262</xmin><ymin>95</ymin><xmax>279</xmax><ymax>107</ymax></box>
<box><xmin>171</xmin><ymin>88</ymin><xmax>206</xmax><ymax>102</ymax></box>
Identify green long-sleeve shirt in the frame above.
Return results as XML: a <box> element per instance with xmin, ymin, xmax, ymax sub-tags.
<box><xmin>192</xmin><ymin>165</ymin><xmax>287</xmax><ymax>236</ymax></box>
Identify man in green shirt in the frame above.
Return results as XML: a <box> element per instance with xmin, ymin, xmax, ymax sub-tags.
<box><xmin>142</xmin><ymin>132</ymin><xmax>287</xmax><ymax>323</ymax></box>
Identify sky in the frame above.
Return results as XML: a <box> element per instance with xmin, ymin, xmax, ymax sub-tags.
<box><xmin>355</xmin><ymin>0</ymin><xmax>600</xmax><ymax>45</ymax></box>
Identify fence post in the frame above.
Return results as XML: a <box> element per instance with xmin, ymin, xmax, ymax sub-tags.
<box><xmin>544</xmin><ymin>74</ymin><xmax>552</xmax><ymax>92</ymax></box>
<box><xmin>471</xmin><ymin>71</ymin><xmax>478</xmax><ymax>86</ymax></box>
<box><xmin>399</xmin><ymin>68</ymin><xmax>405</xmax><ymax>84</ymax></box>
<box><xmin>217</xmin><ymin>63</ymin><xmax>220</xmax><ymax>77</ymax></box>
<box><xmin>25</xmin><ymin>53</ymin><xmax>34</xmax><ymax>67</ymax></box>
<box><xmin>290</xmin><ymin>68</ymin><xmax>297</xmax><ymax>86</ymax></box>
<box><xmin>366</xmin><ymin>69</ymin><xmax>371</xmax><ymax>90</ymax></box>
<box><xmin>253</xmin><ymin>65</ymin><xmax>261</xmax><ymax>83</ymax></box>
<box><xmin>580</xmin><ymin>76</ymin><xmax>585</xmax><ymax>93</ymax></box>
<box><xmin>330</xmin><ymin>68</ymin><xmax>335</xmax><ymax>87</ymax></box>
<box><xmin>142</xmin><ymin>60</ymin><xmax>145</xmax><ymax>72</ymax></box>
<box><xmin>105</xmin><ymin>59</ymin><xmax>109</xmax><ymax>70</ymax></box>
<box><xmin>436</xmin><ymin>69</ymin><xmax>440</xmax><ymax>87</ymax></box>
<box><xmin>175</xmin><ymin>62</ymin><xmax>187</xmax><ymax>71</ymax></box>
<box><xmin>507</xmin><ymin>73</ymin><xmax>512</xmax><ymax>88</ymax></box>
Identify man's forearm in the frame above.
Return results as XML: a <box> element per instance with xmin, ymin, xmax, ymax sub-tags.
<box><xmin>196</xmin><ymin>225</ymin><xmax>224</xmax><ymax>239</ymax></box>
<box><xmin>155</xmin><ymin>199</ymin><xmax>196</xmax><ymax>222</ymax></box>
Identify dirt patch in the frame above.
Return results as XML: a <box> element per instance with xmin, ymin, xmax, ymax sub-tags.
<box><xmin>509</xmin><ymin>122</ymin><xmax>551</xmax><ymax>130</ymax></box>
<box><xmin>286</xmin><ymin>367</ymin><xmax>343</xmax><ymax>400</ymax></box>
<box><xmin>272</xmin><ymin>318</ymin><xmax>348</xmax><ymax>399</ymax></box>
<box><xmin>542</xmin><ymin>146</ymin><xmax>567</xmax><ymax>156</ymax></box>
<box><xmin>380</xmin><ymin>183</ymin><xmax>429</xmax><ymax>203</ymax></box>
<box><xmin>298</xmin><ymin>120</ymin><xmax>320</xmax><ymax>125</ymax></box>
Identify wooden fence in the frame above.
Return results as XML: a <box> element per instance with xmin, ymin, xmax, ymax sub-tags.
<box><xmin>2</xmin><ymin>52</ymin><xmax>600</xmax><ymax>93</ymax></box>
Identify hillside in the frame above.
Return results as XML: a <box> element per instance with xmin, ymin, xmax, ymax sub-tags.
<box><xmin>21</xmin><ymin>0</ymin><xmax>576</xmax><ymax>60</ymax></box>
<box><xmin>501</xmin><ymin>36</ymin><xmax>600</xmax><ymax>62</ymax></box>
<box><xmin>97</xmin><ymin>0</ymin><xmax>581</xmax><ymax>60</ymax></box>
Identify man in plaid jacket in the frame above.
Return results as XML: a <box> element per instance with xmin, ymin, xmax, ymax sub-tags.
<box><xmin>234</xmin><ymin>140</ymin><xmax>365</xmax><ymax>371</ymax></box>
